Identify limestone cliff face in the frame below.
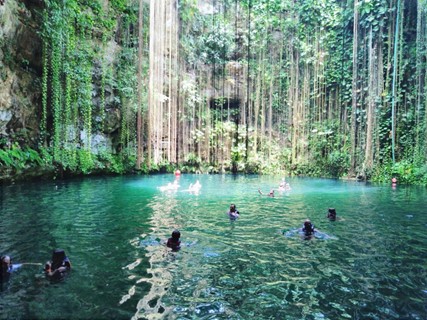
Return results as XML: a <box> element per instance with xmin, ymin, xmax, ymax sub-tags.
<box><xmin>0</xmin><ymin>0</ymin><xmax>123</xmax><ymax>153</ymax></box>
<box><xmin>0</xmin><ymin>0</ymin><xmax>43</xmax><ymax>147</ymax></box>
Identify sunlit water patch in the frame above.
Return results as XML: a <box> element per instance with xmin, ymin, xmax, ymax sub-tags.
<box><xmin>1</xmin><ymin>175</ymin><xmax>426</xmax><ymax>319</ymax></box>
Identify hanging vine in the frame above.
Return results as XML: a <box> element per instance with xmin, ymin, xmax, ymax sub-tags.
<box><xmin>40</xmin><ymin>11</ymin><xmax>49</xmax><ymax>146</ymax></box>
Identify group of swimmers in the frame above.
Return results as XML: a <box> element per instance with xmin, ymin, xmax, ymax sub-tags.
<box><xmin>166</xmin><ymin>206</ymin><xmax>338</xmax><ymax>252</ymax></box>
<box><xmin>284</xmin><ymin>208</ymin><xmax>339</xmax><ymax>238</ymax></box>
<box><xmin>165</xmin><ymin>204</ymin><xmax>239</xmax><ymax>252</ymax></box>
<box><xmin>258</xmin><ymin>178</ymin><xmax>292</xmax><ymax>197</ymax></box>
<box><xmin>1</xmin><ymin>249</ymin><xmax>71</xmax><ymax>288</ymax></box>
<box><xmin>159</xmin><ymin>178</ymin><xmax>202</xmax><ymax>193</ymax></box>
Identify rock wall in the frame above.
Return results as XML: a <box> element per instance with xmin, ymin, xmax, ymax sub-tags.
<box><xmin>0</xmin><ymin>0</ymin><xmax>123</xmax><ymax>154</ymax></box>
<box><xmin>0</xmin><ymin>0</ymin><xmax>43</xmax><ymax>147</ymax></box>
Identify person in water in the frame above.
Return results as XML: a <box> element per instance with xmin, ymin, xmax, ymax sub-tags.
<box><xmin>391</xmin><ymin>177</ymin><xmax>397</xmax><ymax>189</ymax></box>
<box><xmin>327</xmin><ymin>208</ymin><xmax>337</xmax><ymax>221</ymax></box>
<box><xmin>302</xmin><ymin>219</ymin><xmax>316</xmax><ymax>236</ymax></box>
<box><xmin>1</xmin><ymin>255</ymin><xmax>22</xmax><ymax>283</ymax></box>
<box><xmin>189</xmin><ymin>180</ymin><xmax>202</xmax><ymax>192</ymax></box>
<box><xmin>227</xmin><ymin>203</ymin><xmax>240</xmax><ymax>220</ymax></box>
<box><xmin>44</xmin><ymin>249</ymin><xmax>71</xmax><ymax>280</ymax></box>
<box><xmin>258</xmin><ymin>188</ymin><xmax>275</xmax><ymax>197</ymax></box>
<box><xmin>167</xmin><ymin>230</ymin><xmax>181</xmax><ymax>251</ymax></box>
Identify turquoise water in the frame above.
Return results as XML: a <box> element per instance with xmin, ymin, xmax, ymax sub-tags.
<box><xmin>1</xmin><ymin>175</ymin><xmax>426</xmax><ymax>319</ymax></box>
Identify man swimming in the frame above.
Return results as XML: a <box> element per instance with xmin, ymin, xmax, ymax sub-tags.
<box><xmin>227</xmin><ymin>204</ymin><xmax>240</xmax><ymax>220</ymax></box>
<box><xmin>1</xmin><ymin>255</ymin><xmax>22</xmax><ymax>284</ymax></box>
<box><xmin>258</xmin><ymin>189</ymin><xmax>275</xmax><ymax>197</ymax></box>
<box><xmin>327</xmin><ymin>208</ymin><xmax>337</xmax><ymax>221</ymax></box>
<box><xmin>45</xmin><ymin>249</ymin><xmax>71</xmax><ymax>280</ymax></box>
<box><xmin>167</xmin><ymin>230</ymin><xmax>181</xmax><ymax>251</ymax></box>
<box><xmin>302</xmin><ymin>219</ymin><xmax>315</xmax><ymax>236</ymax></box>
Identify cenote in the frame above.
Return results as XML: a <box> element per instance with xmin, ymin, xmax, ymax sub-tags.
<box><xmin>1</xmin><ymin>174</ymin><xmax>426</xmax><ymax>319</ymax></box>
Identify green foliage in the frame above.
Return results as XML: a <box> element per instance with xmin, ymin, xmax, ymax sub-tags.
<box><xmin>181</xmin><ymin>11</ymin><xmax>235</xmax><ymax>66</ymax></box>
<box><xmin>40</xmin><ymin>38</ymin><xmax>48</xmax><ymax>144</ymax></box>
<box><xmin>326</xmin><ymin>151</ymin><xmax>349</xmax><ymax>178</ymax></box>
<box><xmin>61</xmin><ymin>148</ymin><xmax>78</xmax><ymax>171</ymax></box>
<box><xmin>179</xmin><ymin>0</ymin><xmax>198</xmax><ymax>23</ymax></box>
<box><xmin>231</xmin><ymin>147</ymin><xmax>245</xmax><ymax>173</ymax></box>
<box><xmin>358</xmin><ymin>0</ymin><xmax>389</xmax><ymax>35</ymax></box>
<box><xmin>35</xmin><ymin>0</ymin><xmax>140</xmax><ymax>178</ymax></box>
<box><xmin>245</xmin><ymin>159</ymin><xmax>262</xmax><ymax>174</ymax></box>
<box><xmin>155</xmin><ymin>161</ymin><xmax>176</xmax><ymax>174</ymax></box>
<box><xmin>78</xmin><ymin>150</ymin><xmax>93</xmax><ymax>174</ymax></box>
<box><xmin>182</xmin><ymin>153</ymin><xmax>201</xmax><ymax>172</ymax></box>
<box><xmin>197</xmin><ymin>20</ymin><xmax>235</xmax><ymax>64</ymax></box>
<box><xmin>0</xmin><ymin>144</ymin><xmax>44</xmax><ymax>172</ymax></box>
<box><xmin>291</xmin><ymin>162</ymin><xmax>322</xmax><ymax>177</ymax></box>
<box><xmin>372</xmin><ymin>159</ymin><xmax>427</xmax><ymax>186</ymax></box>
<box><xmin>96</xmin><ymin>151</ymin><xmax>128</xmax><ymax>174</ymax></box>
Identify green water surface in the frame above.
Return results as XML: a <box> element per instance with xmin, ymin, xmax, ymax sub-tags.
<box><xmin>0</xmin><ymin>175</ymin><xmax>426</xmax><ymax>319</ymax></box>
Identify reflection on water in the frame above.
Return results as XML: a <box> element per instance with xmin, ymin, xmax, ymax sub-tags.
<box><xmin>130</xmin><ymin>193</ymin><xmax>181</xmax><ymax>319</ymax></box>
<box><xmin>1</xmin><ymin>175</ymin><xmax>427</xmax><ymax>319</ymax></box>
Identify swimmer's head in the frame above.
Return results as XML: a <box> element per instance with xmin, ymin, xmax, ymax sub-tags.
<box><xmin>328</xmin><ymin>208</ymin><xmax>336</xmax><ymax>218</ymax></box>
<box><xmin>304</xmin><ymin>219</ymin><xmax>313</xmax><ymax>229</ymax></box>
<box><xmin>1</xmin><ymin>255</ymin><xmax>11</xmax><ymax>271</ymax></box>
<box><xmin>44</xmin><ymin>261</ymin><xmax>52</xmax><ymax>272</ymax></box>
<box><xmin>1</xmin><ymin>255</ymin><xmax>10</xmax><ymax>264</ymax></box>
<box><xmin>230</xmin><ymin>204</ymin><xmax>236</xmax><ymax>212</ymax></box>
<box><xmin>171</xmin><ymin>230</ymin><xmax>181</xmax><ymax>240</ymax></box>
<box><xmin>51</xmin><ymin>249</ymin><xmax>66</xmax><ymax>270</ymax></box>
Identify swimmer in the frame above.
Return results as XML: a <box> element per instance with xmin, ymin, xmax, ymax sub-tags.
<box><xmin>1</xmin><ymin>255</ymin><xmax>12</xmax><ymax>278</ymax></box>
<box><xmin>159</xmin><ymin>180</ymin><xmax>180</xmax><ymax>192</ymax></box>
<box><xmin>227</xmin><ymin>204</ymin><xmax>240</xmax><ymax>220</ymax></box>
<box><xmin>167</xmin><ymin>230</ymin><xmax>181</xmax><ymax>251</ymax></box>
<box><xmin>284</xmin><ymin>221</ymin><xmax>334</xmax><ymax>240</ymax></box>
<box><xmin>1</xmin><ymin>255</ymin><xmax>21</xmax><ymax>283</ymax></box>
<box><xmin>327</xmin><ymin>208</ymin><xmax>337</xmax><ymax>221</ymax></box>
<box><xmin>1</xmin><ymin>255</ymin><xmax>41</xmax><ymax>284</ymax></box>
<box><xmin>301</xmin><ymin>219</ymin><xmax>315</xmax><ymax>236</ymax></box>
<box><xmin>391</xmin><ymin>177</ymin><xmax>397</xmax><ymax>189</ymax></box>
<box><xmin>175</xmin><ymin>169</ymin><xmax>181</xmax><ymax>177</ymax></box>
<box><xmin>188</xmin><ymin>180</ymin><xmax>202</xmax><ymax>192</ymax></box>
<box><xmin>258</xmin><ymin>188</ymin><xmax>275</xmax><ymax>197</ymax></box>
<box><xmin>45</xmin><ymin>249</ymin><xmax>71</xmax><ymax>280</ymax></box>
